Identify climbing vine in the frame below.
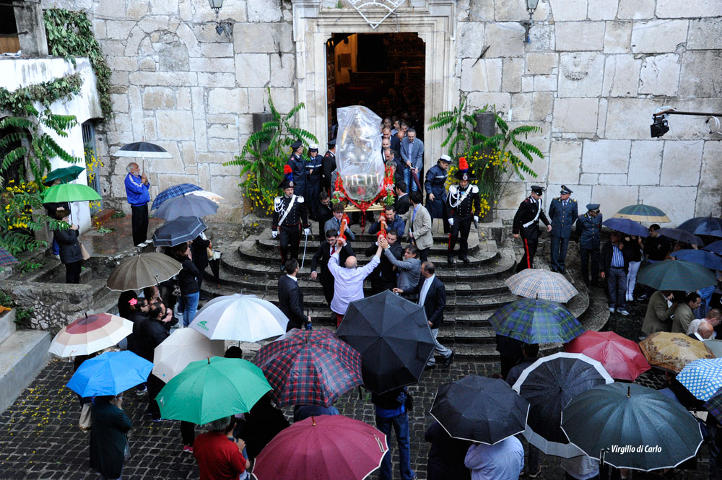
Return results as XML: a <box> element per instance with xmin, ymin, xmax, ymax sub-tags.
<box><xmin>0</xmin><ymin>73</ymin><xmax>82</xmax><ymax>115</ymax></box>
<box><xmin>43</xmin><ymin>8</ymin><xmax>112</xmax><ymax>118</ymax></box>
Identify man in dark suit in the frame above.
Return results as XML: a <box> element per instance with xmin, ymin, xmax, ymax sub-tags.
<box><xmin>278</xmin><ymin>259</ymin><xmax>309</xmax><ymax>331</ymax></box>
<box><xmin>311</xmin><ymin>230</ymin><xmax>354</xmax><ymax>306</ymax></box>
<box><xmin>394</xmin><ymin>182</ymin><xmax>410</xmax><ymax>216</ymax></box>
<box><xmin>366</xmin><ymin>229</ymin><xmax>403</xmax><ymax>295</ymax></box>
<box><xmin>398</xmin><ymin>261</ymin><xmax>453</xmax><ymax>368</ymax></box>
<box><xmin>317</xmin><ymin>191</ymin><xmax>333</xmax><ymax>245</ymax></box>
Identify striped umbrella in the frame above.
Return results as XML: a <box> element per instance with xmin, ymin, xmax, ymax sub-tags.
<box><xmin>0</xmin><ymin>246</ymin><xmax>19</xmax><ymax>266</ymax></box>
<box><xmin>151</xmin><ymin>183</ymin><xmax>202</xmax><ymax>210</ymax></box>
<box><xmin>505</xmin><ymin>269</ymin><xmax>578</xmax><ymax>303</ymax></box>
<box><xmin>705</xmin><ymin>387</ymin><xmax>722</xmax><ymax>423</ymax></box>
<box><xmin>489</xmin><ymin>298</ymin><xmax>583</xmax><ymax>344</ymax></box>
<box><xmin>676</xmin><ymin>358</ymin><xmax>722</xmax><ymax>401</ymax></box>
<box><xmin>639</xmin><ymin>332</ymin><xmax>714</xmax><ymax>372</ymax></box>
<box><xmin>613</xmin><ymin>204</ymin><xmax>670</xmax><ymax>223</ymax></box>
<box><xmin>49</xmin><ymin>313</ymin><xmax>133</xmax><ymax>357</ymax></box>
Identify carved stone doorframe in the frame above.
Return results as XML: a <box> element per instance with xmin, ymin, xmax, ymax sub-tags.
<box><xmin>291</xmin><ymin>0</ymin><xmax>457</xmax><ymax>172</ymax></box>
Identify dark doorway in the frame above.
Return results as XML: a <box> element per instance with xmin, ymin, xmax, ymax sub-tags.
<box><xmin>326</xmin><ymin>32</ymin><xmax>425</xmax><ymax>140</ymax></box>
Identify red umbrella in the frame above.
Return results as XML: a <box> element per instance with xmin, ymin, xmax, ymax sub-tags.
<box><xmin>252</xmin><ymin>415</ymin><xmax>388</xmax><ymax>480</ymax></box>
<box><xmin>565</xmin><ymin>331</ymin><xmax>650</xmax><ymax>381</ymax></box>
<box><xmin>253</xmin><ymin>329</ymin><xmax>362</xmax><ymax>407</ymax></box>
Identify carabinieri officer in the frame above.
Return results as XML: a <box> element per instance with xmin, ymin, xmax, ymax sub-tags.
<box><xmin>512</xmin><ymin>185</ymin><xmax>551</xmax><ymax>272</ymax></box>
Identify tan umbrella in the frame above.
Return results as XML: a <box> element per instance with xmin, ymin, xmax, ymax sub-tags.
<box><xmin>152</xmin><ymin>327</ymin><xmax>226</xmax><ymax>382</ymax></box>
<box><xmin>106</xmin><ymin>252</ymin><xmax>182</xmax><ymax>291</ymax></box>
<box><xmin>639</xmin><ymin>332</ymin><xmax>714</xmax><ymax>372</ymax></box>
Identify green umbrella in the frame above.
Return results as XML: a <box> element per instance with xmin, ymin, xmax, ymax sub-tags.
<box><xmin>44</xmin><ymin>166</ymin><xmax>85</xmax><ymax>185</ymax></box>
<box><xmin>156</xmin><ymin>356</ymin><xmax>271</xmax><ymax>425</ymax></box>
<box><xmin>613</xmin><ymin>204</ymin><xmax>670</xmax><ymax>223</ymax></box>
<box><xmin>637</xmin><ymin>259</ymin><xmax>717</xmax><ymax>291</ymax></box>
<box><xmin>43</xmin><ymin>183</ymin><xmax>101</xmax><ymax>203</ymax></box>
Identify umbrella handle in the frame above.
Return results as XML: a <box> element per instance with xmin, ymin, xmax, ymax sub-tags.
<box><xmin>374</xmin><ymin>434</ymin><xmax>384</xmax><ymax>453</ymax></box>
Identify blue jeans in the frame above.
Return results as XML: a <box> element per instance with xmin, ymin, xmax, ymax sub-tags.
<box><xmin>376</xmin><ymin>413</ymin><xmax>414</xmax><ymax>480</ymax></box>
<box><xmin>403</xmin><ymin>168</ymin><xmax>419</xmax><ymax>193</ymax></box>
<box><xmin>182</xmin><ymin>291</ymin><xmax>199</xmax><ymax>327</ymax></box>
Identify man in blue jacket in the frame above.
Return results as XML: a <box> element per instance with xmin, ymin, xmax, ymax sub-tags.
<box><xmin>576</xmin><ymin>203</ymin><xmax>602</xmax><ymax>286</ymax></box>
<box><xmin>548</xmin><ymin>185</ymin><xmax>578</xmax><ymax>274</ymax></box>
<box><xmin>399</xmin><ymin>128</ymin><xmax>424</xmax><ymax>192</ymax></box>
<box><xmin>124</xmin><ymin>162</ymin><xmax>150</xmax><ymax>246</ymax></box>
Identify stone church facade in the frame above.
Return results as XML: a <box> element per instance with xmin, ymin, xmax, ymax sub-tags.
<box><xmin>42</xmin><ymin>0</ymin><xmax>722</xmax><ymax>224</ymax></box>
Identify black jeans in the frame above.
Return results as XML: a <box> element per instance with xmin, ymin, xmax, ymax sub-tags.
<box><xmin>180</xmin><ymin>421</ymin><xmax>195</xmax><ymax>446</ymax></box>
<box><xmin>65</xmin><ymin>260</ymin><xmax>82</xmax><ymax>284</ymax></box>
<box><xmin>580</xmin><ymin>246</ymin><xmax>600</xmax><ymax>284</ymax></box>
<box><xmin>279</xmin><ymin>224</ymin><xmax>301</xmax><ymax>264</ymax></box>
<box><xmin>131</xmin><ymin>204</ymin><xmax>149</xmax><ymax>246</ymax></box>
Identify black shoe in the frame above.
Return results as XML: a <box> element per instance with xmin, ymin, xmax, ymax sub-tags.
<box><xmin>441</xmin><ymin>351</ymin><xmax>455</xmax><ymax>367</ymax></box>
<box><xmin>460</xmin><ymin>256</ymin><xmax>470</xmax><ymax>265</ymax></box>
<box><xmin>447</xmin><ymin>255</ymin><xmax>455</xmax><ymax>265</ymax></box>
<box><xmin>425</xmin><ymin>363</ymin><xmax>436</xmax><ymax>370</ymax></box>
<box><xmin>280</xmin><ymin>264</ymin><xmax>285</xmax><ymax>272</ymax></box>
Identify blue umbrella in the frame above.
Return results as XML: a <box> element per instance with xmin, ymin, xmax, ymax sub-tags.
<box><xmin>704</xmin><ymin>240</ymin><xmax>722</xmax><ymax>255</ymax></box>
<box><xmin>659</xmin><ymin>227</ymin><xmax>703</xmax><ymax>246</ymax></box>
<box><xmin>154</xmin><ymin>194</ymin><xmax>218</xmax><ymax>221</ymax></box>
<box><xmin>676</xmin><ymin>358</ymin><xmax>722</xmax><ymax>401</ymax></box>
<box><xmin>152</xmin><ymin>216</ymin><xmax>207</xmax><ymax>247</ymax></box>
<box><xmin>67</xmin><ymin>351</ymin><xmax>153</xmax><ymax>397</ymax></box>
<box><xmin>670</xmin><ymin>249</ymin><xmax>722</xmax><ymax>271</ymax></box>
<box><xmin>151</xmin><ymin>183</ymin><xmax>202</xmax><ymax>210</ymax></box>
<box><xmin>678</xmin><ymin>216</ymin><xmax>722</xmax><ymax>238</ymax></box>
<box><xmin>602</xmin><ymin>218</ymin><xmax>648</xmax><ymax>238</ymax></box>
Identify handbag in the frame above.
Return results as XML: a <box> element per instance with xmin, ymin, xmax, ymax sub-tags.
<box><xmin>79</xmin><ymin>241</ymin><xmax>90</xmax><ymax>261</ymax></box>
<box><xmin>79</xmin><ymin>403</ymin><xmax>91</xmax><ymax>430</ymax></box>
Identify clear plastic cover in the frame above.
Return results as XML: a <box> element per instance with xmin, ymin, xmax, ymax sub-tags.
<box><xmin>336</xmin><ymin>106</ymin><xmax>384</xmax><ymax>202</ymax></box>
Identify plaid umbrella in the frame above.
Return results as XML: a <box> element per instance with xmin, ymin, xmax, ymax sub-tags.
<box><xmin>639</xmin><ymin>332</ymin><xmax>714</xmax><ymax>372</ymax></box>
<box><xmin>505</xmin><ymin>269</ymin><xmax>578</xmax><ymax>302</ymax></box>
<box><xmin>678</xmin><ymin>216</ymin><xmax>722</xmax><ymax>238</ymax></box>
<box><xmin>613</xmin><ymin>204</ymin><xmax>670</xmax><ymax>223</ymax></box>
<box><xmin>489</xmin><ymin>298</ymin><xmax>583</xmax><ymax>344</ymax></box>
<box><xmin>676</xmin><ymin>358</ymin><xmax>722</xmax><ymax>401</ymax></box>
<box><xmin>0</xmin><ymin>246</ymin><xmax>19</xmax><ymax>266</ymax></box>
<box><xmin>705</xmin><ymin>387</ymin><xmax>722</xmax><ymax>423</ymax></box>
<box><xmin>253</xmin><ymin>329</ymin><xmax>363</xmax><ymax>407</ymax></box>
<box><xmin>151</xmin><ymin>183</ymin><xmax>202</xmax><ymax>210</ymax></box>
<box><xmin>659</xmin><ymin>227</ymin><xmax>703</xmax><ymax>246</ymax></box>
<box><xmin>154</xmin><ymin>194</ymin><xmax>218</xmax><ymax>221</ymax></box>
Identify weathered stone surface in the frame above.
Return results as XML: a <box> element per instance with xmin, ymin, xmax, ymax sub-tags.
<box><xmin>687</xmin><ymin>18</ymin><xmax>722</xmax><ymax>50</ymax></box>
<box><xmin>525</xmin><ymin>53</ymin><xmax>557</xmax><ymax>75</ymax></box>
<box><xmin>549</xmin><ymin>0</ymin><xmax>587</xmax><ymax>21</ymax></box>
<box><xmin>110</xmin><ymin>93</ymin><xmax>129</xmax><ymax>113</ymax></box>
<box><xmin>460</xmin><ymin>58</ymin><xmax>502</xmax><ymax>92</ymax></box>
<box><xmin>511</xmin><ymin>93</ymin><xmax>532</xmax><ymax>121</ymax></box>
<box><xmin>582</xmin><ymin>140</ymin><xmax>631</xmax><ymax>173</ymax></box>
<box><xmin>602</xmin><ymin>55</ymin><xmax>641</xmax><ymax>97</ymax></box>
<box><xmin>149</xmin><ymin>0</ymin><xmax>178</xmax><ymax>15</ymax></box>
<box><xmin>484</xmin><ymin>23</ymin><xmax>525</xmax><ymax>58</ymax></box>
<box><xmin>198</xmin><ymin>72</ymin><xmax>236</xmax><ymax>87</ymax></box>
<box><xmin>177</xmin><ymin>88</ymin><xmax>191</xmax><ymax>110</ymax></box>
<box><xmin>233</xmin><ymin>23</ymin><xmax>293</xmax><ymax>54</ymax></box>
<box><xmin>598</xmin><ymin>173</ymin><xmax>627</xmax><ymax>185</ymax></box>
<box><xmin>660</xmin><ymin>140</ymin><xmax>703</xmax><ymax>186</ymax></box>
<box><xmin>627</xmin><ymin>141</ymin><xmax>663</xmax><ymax>185</ymax></box>
<box><xmin>247</xmin><ymin>0</ymin><xmax>282</xmax><ymax>22</ymax></box>
<box><xmin>603</xmin><ymin>98</ymin><xmax>659</xmax><ymax>139</ymax></box>
<box><xmin>493</xmin><ymin>0</ymin><xmax>527</xmax><ymax>21</ymax></box>
<box><xmin>527</xmin><ymin>23</ymin><xmax>555</xmax><ymax>52</ymax></box>
<box><xmin>555</xmin><ymin>22</ymin><xmax>605</xmax><ymax>51</ymax></box>
<box><xmin>638</xmin><ymin>54</ymin><xmax>680</xmax><ymax>96</ymax></box>
<box><xmin>467</xmin><ymin>92</ymin><xmax>511</xmax><ymax>113</ymax></box>
<box><xmin>208</xmin><ymin>88</ymin><xmax>248</xmax><ymax>114</ymax></box>
<box><xmin>189</xmin><ymin>57</ymin><xmax>235</xmax><ymax>73</ymax></box>
<box><xmin>129</xmin><ymin>71</ymin><xmax>198</xmax><ymax>86</ymax></box>
<box><xmin>588</xmin><ymin>0</ymin><xmax>618</xmax><ymax>20</ymax></box>
<box><xmin>657</xmin><ymin>0</ymin><xmax>722</xmax><ymax>18</ymax></box>
<box><xmin>95</xmin><ymin>0</ymin><xmax>126</xmax><ymax>18</ymax></box>
<box><xmin>207</xmin><ymin>124</ymin><xmax>238</xmax><ymax>139</ymax></box>
<box><xmin>269</xmin><ymin>54</ymin><xmax>295</xmax><ymax>88</ymax></box>
<box><xmin>548</xmin><ymin>140</ymin><xmax>582</xmax><ymax>184</ymax></box>
<box><xmin>631</xmin><ymin>20</ymin><xmax>689</xmax><ymax>53</ymax></box>
<box><xmin>270</xmin><ymin>87</ymin><xmax>296</xmax><ymax>113</ymax></box>
<box><xmin>604</xmin><ymin>21</ymin><xmax>632</xmax><ymax>53</ymax></box>
<box><xmin>552</xmin><ymin>98</ymin><xmax>599</xmax><ymax>134</ymax></box>
<box><xmin>579</xmin><ymin>173</ymin><xmax>599</xmax><ymax>185</ymax></box>
<box><xmin>107</xmin><ymin>56</ymin><xmax>137</xmax><ymax>71</ymax></box>
<box><xmin>156</xmin><ymin>110</ymin><xmax>194</xmax><ymax>140</ymax></box>
<box><xmin>457</xmin><ymin>22</ymin><xmax>485</xmax><ymax>59</ymax></box>
<box><xmin>533</xmin><ymin>75</ymin><xmax>557</xmax><ymax>91</ymax></box>
<box><xmin>468</xmin><ymin>0</ymin><xmax>495</xmax><ymax>21</ymax></box>
<box><xmin>557</xmin><ymin>53</ymin><xmax>604</xmax><ymax>97</ymax></box>
<box><xmin>502</xmin><ymin>58</ymin><xmax>523</xmax><ymax>93</ymax></box>
<box><xmin>235</xmin><ymin>54</ymin><xmax>270</xmax><ymax>87</ymax></box>
<box><xmin>141</xmin><ymin>87</ymin><xmax>176</xmax><ymax>109</ymax></box>
<box><xmin>590</xmin><ymin>185</ymin><xmax>638</xmax><ymax>219</ymax></box>
<box><xmin>695</xmin><ymin>141</ymin><xmax>722</xmax><ymax>216</ymax></box>
<box><xmin>531</xmin><ymin>92</ymin><xmax>554</xmax><ymax>122</ymax></box>
<box><xmin>678</xmin><ymin>51</ymin><xmax>722</xmax><ymax>98</ymax></box>
<box><xmin>106</xmin><ymin>20</ymin><xmax>136</xmax><ymax>40</ymax></box>
<box><xmin>199</xmin><ymin>43</ymin><xmax>234</xmax><ymax>58</ymax></box>
<box><xmin>639</xmin><ymin>186</ymin><xmax>697</xmax><ymax>223</ymax></box>
<box><xmin>617</xmin><ymin>0</ymin><xmax>655</xmax><ymax>19</ymax></box>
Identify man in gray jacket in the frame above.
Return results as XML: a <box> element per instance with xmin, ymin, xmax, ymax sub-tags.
<box><xmin>381</xmin><ymin>240</ymin><xmax>421</xmax><ymax>293</ymax></box>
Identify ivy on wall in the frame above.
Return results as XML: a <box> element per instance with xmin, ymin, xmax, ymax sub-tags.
<box><xmin>43</xmin><ymin>8</ymin><xmax>112</xmax><ymax>119</ymax></box>
<box><xmin>0</xmin><ymin>73</ymin><xmax>82</xmax><ymax>115</ymax></box>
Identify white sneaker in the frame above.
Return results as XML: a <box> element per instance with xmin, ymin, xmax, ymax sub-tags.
<box><xmin>609</xmin><ymin>306</ymin><xmax>615</xmax><ymax>313</ymax></box>
<box><xmin>617</xmin><ymin>309</ymin><xmax>630</xmax><ymax>316</ymax></box>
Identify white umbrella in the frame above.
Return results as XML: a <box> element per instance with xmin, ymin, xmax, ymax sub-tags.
<box><xmin>187</xmin><ymin>190</ymin><xmax>224</xmax><ymax>204</ymax></box>
<box><xmin>152</xmin><ymin>327</ymin><xmax>226</xmax><ymax>382</ymax></box>
<box><xmin>49</xmin><ymin>313</ymin><xmax>132</xmax><ymax>357</ymax></box>
<box><xmin>190</xmin><ymin>294</ymin><xmax>288</xmax><ymax>342</ymax></box>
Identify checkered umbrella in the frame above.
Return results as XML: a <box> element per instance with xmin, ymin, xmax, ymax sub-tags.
<box><xmin>253</xmin><ymin>328</ymin><xmax>363</xmax><ymax>407</ymax></box>
<box><xmin>676</xmin><ymin>358</ymin><xmax>722</xmax><ymax>401</ymax></box>
<box><xmin>705</xmin><ymin>387</ymin><xmax>722</xmax><ymax>423</ymax></box>
<box><xmin>505</xmin><ymin>269</ymin><xmax>579</xmax><ymax>303</ymax></box>
<box><xmin>0</xmin><ymin>246</ymin><xmax>19</xmax><ymax>266</ymax></box>
<box><xmin>151</xmin><ymin>183</ymin><xmax>202</xmax><ymax>210</ymax></box>
<box><xmin>639</xmin><ymin>332</ymin><xmax>714</xmax><ymax>373</ymax></box>
<box><xmin>489</xmin><ymin>298</ymin><xmax>583</xmax><ymax>344</ymax></box>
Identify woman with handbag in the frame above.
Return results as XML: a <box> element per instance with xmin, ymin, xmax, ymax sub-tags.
<box><xmin>53</xmin><ymin>208</ymin><xmax>85</xmax><ymax>284</ymax></box>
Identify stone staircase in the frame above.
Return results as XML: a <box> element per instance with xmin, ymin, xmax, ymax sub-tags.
<box><xmin>201</xmin><ymin>225</ymin><xmax>593</xmax><ymax>361</ymax></box>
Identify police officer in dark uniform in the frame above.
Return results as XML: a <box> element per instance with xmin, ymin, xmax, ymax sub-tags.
<box><xmin>272</xmin><ymin>172</ymin><xmax>311</xmax><ymax>271</ymax></box>
<box><xmin>305</xmin><ymin>143</ymin><xmax>323</xmax><ymax>220</ymax></box>
<box><xmin>576</xmin><ymin>203</ymin><xmax>603</xmax><ymax>285</ymax></box>
<box><xmin>321</xmin><ymin>139</ymin><xmax>337</xmax><ymax>196</ymax></box>
<box><xmin>286</xmin><ymin>140</ymin><xmax>306</xmax><ymax>197</ymax></box>
<box><xmin>512</xmin><ymin>185</ymin><xmax>551</xmax><ymax>272</ymax></box>
<box><xmin>447</xmin><ymin>158</ymin><xmax>481</xmax><ymax>265</ymax></box>
<box><xmin>548</xmin><ymin>185</ymin><xmax>578</xmax><ymax>274</ymax></box>
<box><xmin>425</xmin><ymin>154</ymin><xmax>451</xmax><ymax>234</ymax></box>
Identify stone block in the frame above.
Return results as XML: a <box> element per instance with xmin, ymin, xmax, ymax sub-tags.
<box><xmin>591</xmin><ymin>186</ymin><xmax>639</xmax><ymax>218</ymax></box>
<box><xmin>548</xmin><ymin>140</ymin><xmax>582</xmax><ymax>184</ymax></box>
<box><xmin>107</xmin><ymin>56</ymin><xmax>137</xmax><ymax>71</ymax></box>
<box><xmin>110</xmin><ymin>94</ymin><xmax>129</xmax><ymax>113</ymax></box>
<box><xmin>502</xmin><ymin>58</ymin><xmax>523</xmax><ymax>93</ymax></box>
<box><xmin>527</xmin><ymin>23</ymin><xmax>555</xmax><ymax>52</ymax></box>
<box><xmin>639</xmin><ymin>54</ymin><xmax>680</xmax><ymax>96</ymax></box>
<box><xmin>129</xmin><ymin>71</ymin><xmax>198</xmax><ymax>86</ymax></box>
<box><xmin>522</xmin><ymin>76</ymin><xmax>534</xmax><ymax>92</ymax></box>
<box><xmin>558</xmin><ymin>53</ymin><xmax>604</xmax><ymax>97</ymax></box>
<box><xmin>627</xmin><ymin>141</ymin><xmax>663</xmax><ymax>185</ymax></box>
<box><xmin>197</xmin><ymin>72</ymin><xmax>236</xmax><ymax>88</ymax></box>
<box><xmin>95</xmin><ymin>0</ymin><xmax>126</xmax><ymax>18</ymax></box>
<box><xmin>457</xmin><ymin>22</ymin><xmax>485</xmax><ymax>59</ymax></box>
<box><xmin>688</xmin><ymin>19</ymin><xmax>722</xmax><ymax>50</ymax></box>
<box><xmin>233</xmin><ymin>23</ymin><xmax>293</xmax><ymax>54</ymax></box>
<box><xmin>511</xmin><ymin>93</ymin><xmax>532</xmax><ymax>121</ymax></box>
<box><xmin>142</xmin><ymin>87</ymin><xmax>176</xmax><ymax>109</ymax></box>
<box><xmin>270</xmin><ymin>54</ymin><xmax>295</xmax><ymax>88</ymax></box>
<box><xmin>617</xmin><ymin>0</ymin><xmax>655</xmax><ymax>19</ymax></box>
<box><xmin>206</xmin><ymin>114</ymin><xmax>237</xmax><ymax>124</ymax></box>
<box><xmin>148</xmin><ymin>154</ymin><xmax>186</xmax><ymax>174</ymax></box>
<box><xmin>270</xmin><ymin>87</ymin><xmax>296</xmax><ymax>113</ymax></box>
<box><xmin>660</xmin><ymin>141</ymin><xmax>703</xmax><ymax>187</ymax></box>
<box><xmin>496</xmin><ymin>181</ymin><xmax>526</xmax><ymax>210</ymax></box>
<box><xmin>207</xmin><ymin>124</ymin><xmax>239</xmax><ymax>139</ymax></box>
<box><xmin>549</xmin><ymin>0</ymin><xmax>587</xmax><ymax>21</ymax></box>
<box><xmin>552</xmin><ymin>98</ymin><xmax>599</xmax><ymax>134</ymax></box>
<box><xmin>156</xmin><ymin>110</ymin><xmax>194</xmax><ymax>140</ymax></box>
<box><xmin>466</xmin><ymin>92</ymin><xmax>511</xmax><ymax>114</ymax></box>
<box><xmin>602</xmin><ymin>55</ymin><xmax>641</xmax><ymax>97</ymax></box>
<box><xmin>194</xmin><ymin>119</ymin><xmax>208</xmax><ymax>152</ymax></box>
<box><xmin>247</xmin><ymin>0</ymin><xmax>282</xmax><ymax>22</ymax></box>
<box><xmin>695</xmin><ymin>141</ymin><xmax>722</xmax><ymax>216</ymax></box>
<box><xmin>469</xmin><ymin>0</ymin><xmax>495</xmax><ymax>21</ymax></box>
<box><xmin>210</xmin><ymin>175</ymin><xmax>242</xmax><ymax>203</ymax></box>
<box><xmin>106</xmin><ymin>20</ymin><xmax>136</xmax><ymax>40</ymax></box>
<box><xmin>189</xmin><ymin>57</ymin><xmax>235</xmax><ymax>73</ymax></box>
<box><xmin>177</xmin><ymin>88</ymin><xmax>191</xmax><ymax>110</ymax></box>
<box><xmin>531</xmin><ymin>92</ymin><xmax>554</xmax><ymax>122</ymax></box>
<box><xmin>598</xmin><ymin>174</ymin><xmax>627</xmax><ymax>185</ymax></box>
<box><xmin>138</xmin><ymin>57</ymin><xmax>156</xmax><ymax>71</ymax></box>
<box><xmin>582</xmin><ymin>139</ymin><xmax>630</xmax><ymax>173</ymax></box>
<box><xmin>247</xmin><ymin>87</ymin><xmax>269</xmax><ymax>112</ymax></box>
<box><xmin>209</xmin><ymin>87</ymin><xmax>249</xmax><ymax>114</ymax></box>
<box><xmin>657</xmin><ymin>0</ymin><xmax>722</xmax><ymax>18</ymax></box>
<box><xmin>525</xmin><ymin>53</ymin><xmax>557</xmax><ymax>75</ymax></box>
<box><xmin>142</xmin><ymin>117</ymin><xmax>156</xmax><ymax>139</ymax></box>
<box><xmin>126</xmin><ymin>0</ymin><xmax>149</xmax><ymax>19</ymax></box>
<box><xmin>597</xmin><ymin>98</ymin><xmax>608</xmax><ymax>137</ymax></box>
<box><xmin>460</xmin><ymin>58</ymin><xmax>502</xmax><ymax>92</ymax></box>
<box><xmin>494</xmin><ymin>0</ymin><xmax>527</xmax><ymax>21</ymax></box>
<box><xmin>588</xmin><ymin>0</ymin><xmax>618</xmax><ymax>20</ymax></box>
<box><xmin>631</xmin><ymin>20</ymin><xmax>689</xmax><ymax>53</ymax></box>
<box><xmin>199</xmin><ymin>43</ymin><xmax>234</xmax><ymax>58</ymax></box>
<box><xmin>555</xmin><ymin>22</ymin><xmax>605</xmax><ymax>51</ymax></box>
<box><xmin>210</xmin><ymin>163</ymin><xmax>242</xmax><ymax>176</ymax></box>
<box><xmin>484</xmin><ymin>23</ymin><xmax>525</xmax><ymax>58</ymax></box>
<box><xmin>235</xmin><ymin>54</ymin><xmax>270</xmax><ymax>87</ymax></box>
<box><xmin>603</xmin><ymin>98</ymin><xmax>660</xmax><ymax>139</ymax></box>
<box><xmin>604</xmin><ymin>21</ymin><xmax>632</xmax><ymax>53</ymax></box>
<box><xmin>639</xmin><ymin>186</ymin><xmax>697</xmax><ymax>224</ymax></box>
<box><xmin>533</xmin><ymin>75</ymin><xmax>557</xmax><ymax>91</ymax></box>
<box><xmin>679</xmin><ymin>51</ymin><xmax>722</xmax><ymax>98</ymax></box>
<box><xmin>208</xmin><ymin>138</ymin><xmax>240</xmax><ymax>152</ymax></box>
<box><xmin>579</xmin><ymin>173</ymin><xmax>598</xmax><ymax>184</ymax></box>
<box><xmin>92</xmin><ymin>19</ymin><xmax>107</xmax><ymax>39</ymax></box>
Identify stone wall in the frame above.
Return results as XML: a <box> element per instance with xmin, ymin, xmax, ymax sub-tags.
<box><xmin>456</xmin><ymin>0</ymin><xmax>722</xmax><ymax>221</ymax></box>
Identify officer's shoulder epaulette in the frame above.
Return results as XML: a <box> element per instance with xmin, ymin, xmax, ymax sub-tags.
<box><xmin>296</xmin><ymin>195</ymin><xmax>305</xmax><ymax>203</ymax></box>
<box><xmin>571</xmin><ymin>198</ymin><xmax>577</xmax><ymax>202</ymax></box>
<box><xmin>274</xmin><ymin>196</ymin><xmax>283</xmax><ymax>206</ymax></box>
<box><xmin>470</xmin><ymin>185</ymin><xmax>479</xmax><ymax>194</ymax></box>
<box><xmin>554</xmin><ymin>196</ymin><xmax>561</xmax><ymax>201</ymax></box>
<box><xmin>449</xmin><ymin>185</ymin><xmax>458</xmax><ymax>194</ymax></box>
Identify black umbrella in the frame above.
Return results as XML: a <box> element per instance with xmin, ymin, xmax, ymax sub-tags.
<box><xmin>511</xmin><ymin>352</ymin><xmax>613</xmax><ymax>458</ymax></box>
<box><xmin>658</xmin><ymin>227</ymin><xmax>703</xmax><ymax>246</ymax></box>
<box><xmin>430</xmin><ymin>375</ymin><xmax>529</xmax><ymax>445</ymax></box>
<box><xmin>152</xmin><ymin>216</ymin><xmax>207</xmax><ymax>247</ymax></box>
<box><xmin>678</xmin><ymin>216</ymin><xmax>722</xmax><ymax>238</ymax></box>
<box><xmin>114</xmin><ymin>141</ymin><xmax>172</xmax><ymax>159</ymax></box>
<box><xmin>337</xmin><ymin>290</ymin><xmax>435</xmax><ymax>394</ymax></box>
